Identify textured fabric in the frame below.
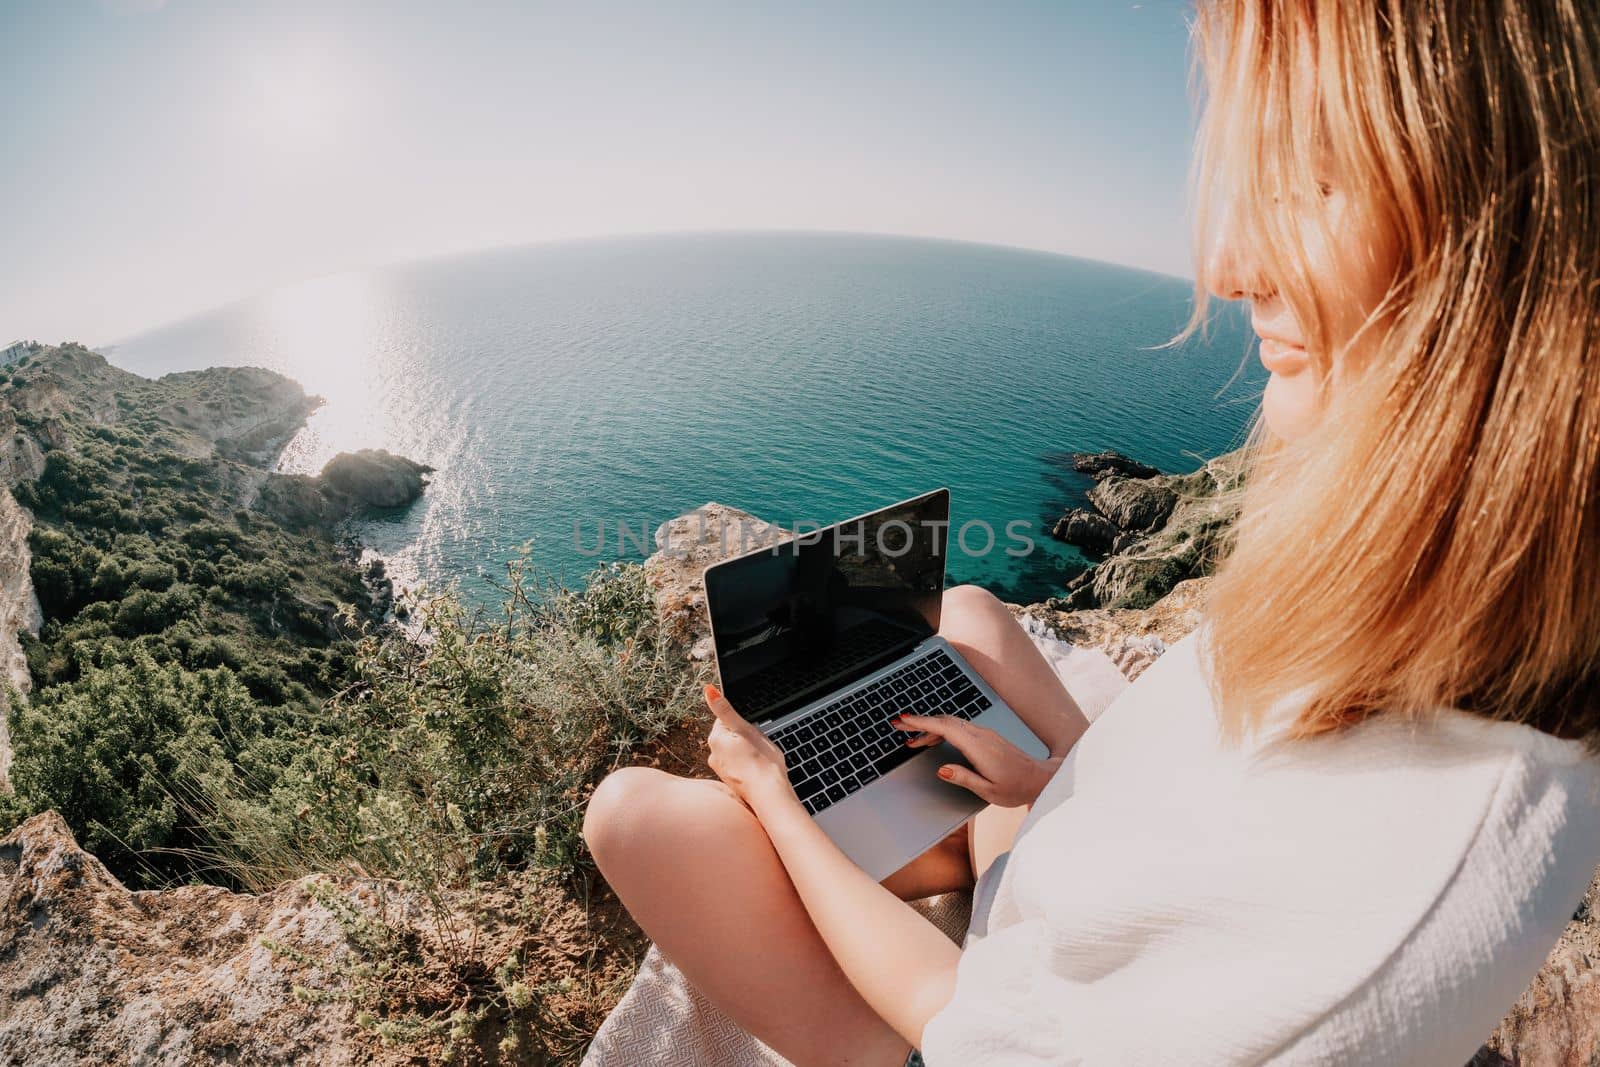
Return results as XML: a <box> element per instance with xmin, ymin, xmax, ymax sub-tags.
<box><xmin>921</xmin><ymin>623</ymin><xmax>1600</xmax><ymax>1066</ymax></box>
<box><xmin>583</xmin><ymin>893</ymin><xmax>972</xmax><ymax>1067</ymax></box>
<box><xmin>582</xmin><ymin>631</ymin><xmax>1129</xmax><ymax>1067</ymax></box>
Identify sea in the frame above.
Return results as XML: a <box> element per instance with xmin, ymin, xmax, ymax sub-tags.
<box><xmin>110</xmin><ymin>232</ymin><xmax>1262</xmax><ymax>609</ymax></box>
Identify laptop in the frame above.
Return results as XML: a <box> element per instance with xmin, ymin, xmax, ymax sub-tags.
<box><xmin>703</xmin><ymin>488</ymin><xmax>1048</xmax><ymax>881</ymax></box>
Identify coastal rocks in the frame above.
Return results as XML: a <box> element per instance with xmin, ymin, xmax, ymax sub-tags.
<box><xmin>259</xmin><ymin>451</ymin><xmax>433</xmax><ymax>528</ymax></box>
<box><xmin>1049</xmin><ymin>508</ymin><xmax>1119</xmax><ymax>555</ymax></box>
<box><xmin>0</xmin><ymin>345</ymin><xmax>321</xmax><ymax>469</ymax></box>
<box><xmin>1068</xmin><ymin>449</ymin><xmax>1161</xmax><ymax>480</ymax></box>
<box><xmin>1050</xmin><ymin>448</ymin><xmax>1246</xmax><ymax>611</ymax></box>
<box><xmin>1016</xmin><ymin>575</ymin><xmax>1212</xmax><ymax>682</ymax></box>
<box><xmin>0</xmin><ymin>407</ymin><xmax>49</xmax><ymax>487</ymax></box>
<box><xmin>155</xmin><ymin>365</ymin><xmax>321</xmax><ymax>463</ymax></box>
<box><xmin>320</xmin><ymin>449</ymin><xmax>433</xmax><ymax>509</ymax></box>
<box><xmin>0</xmin><ymin>812</ymin><xmax>367</xmax><ymax>1065</ymax></box>
<box><xmin>1087</xmin><ymin>476</ymin><xmax>1178</xmax><ymax>532</ymax></box>
<box><xmin>257</xmin><ymin>451</ymin><xmax>432</xmax><ymax>531</ymax></box>
<box><xmin>644</xmin><ymin>502</ymin><xmax>791</xmax><ymax>661</ymax></box>
<box><xmin>1088</xmin><ymin>547</ymin><xmax>1199</xmax><ymax>610</ymax></box>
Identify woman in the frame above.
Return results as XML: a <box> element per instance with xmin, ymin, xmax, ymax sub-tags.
<box><xmin>584</xmin><ymin>2</ymin><xmax>1600</xmax><ymax>1063</ymax></box>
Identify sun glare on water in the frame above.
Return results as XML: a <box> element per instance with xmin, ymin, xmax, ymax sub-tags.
<box><xmin>258</xmin><ymin>271</ymin><xmax>395</xmax><ymax>474</ymax></box>
<box><xmin>247</xmin><ymin>268</ymin><xmax>472</xmax><ymax>601</ymax></box>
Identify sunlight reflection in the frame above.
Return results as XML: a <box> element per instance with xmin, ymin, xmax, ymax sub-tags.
<box><xmin>258</xmin><ymin>272</ymin><xmax>390</xmax><ymax>475</ymax></box>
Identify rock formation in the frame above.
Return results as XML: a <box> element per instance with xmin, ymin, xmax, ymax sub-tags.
<box><xmin>156</xmin><ymin>365</ymin><xmax>322</xmax><ymax>463</ymax></box>
<box><xmin>1086</xmin><ymin>475</ymin><xmax>1178</xmax><ymax>532</ymax></box>
<box><xmin>0</xmin><ymin>489</ymin><xmax>41</xmax><ymax>785</ymax></box>
<box><xmin>1050</xmin><ymin>448</ymin><xmax>1247</xmax><ymax>610</ymax></box>
<box><xmin>644</xmin><ymin>502</ymin><xmax>792</xmax><ymax>662</ymax></box>
<box><xmin>256</xmin><ymin>449</ymin><xmax>433</xmax><ymax>529</ymax></box>
<box><xmin>0</xmin><ymin>812</ymin><xmax>368</xmax><ymax>1065</ymax></box>
<box><xmin>1049</xmin><ymin>508</ymin><xmax>1119</xmax><ymax>555</ymax></box>
<box><xmin>320</xmin><ymin>449</ymin><xmax>434</xmax><ymax>509</ymax></box>
<box><xmin>1477</xmin><ymin>875</ymin><xmax>1600</xmax><ymax>1064</ymax></box>
<box><xmin>1066</xmin><ymin>449</ymin><xmax>1161</xmax><ymax>480</ymax></box>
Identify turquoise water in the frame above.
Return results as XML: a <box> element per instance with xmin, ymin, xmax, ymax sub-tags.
<box><xmin>111</xmin><ymin>232</ymin><xmax>1262</xmax><ymax>607</ymax></box>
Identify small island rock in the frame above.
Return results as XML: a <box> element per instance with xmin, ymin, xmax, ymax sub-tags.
<box><xmin>1069</xmin><ymin>449</ymin><xmax>1161</xmax><ymax>480</ymax></box>
<box><xmin>320</xmin><ymin>449</ymin><xmax>434</xmax><ymax>509</ymax></box>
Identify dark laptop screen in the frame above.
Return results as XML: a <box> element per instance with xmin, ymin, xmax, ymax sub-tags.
<box><xmin>704</xmin><ymin>489</ymin><xmax>949</xmax><ymax>726</ymax></box>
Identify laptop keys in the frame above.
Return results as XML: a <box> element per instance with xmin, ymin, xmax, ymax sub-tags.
<box><xmin>776</xmin><ymin>649</ymin><xmax>998</xmax><ymax>816</ymax></box>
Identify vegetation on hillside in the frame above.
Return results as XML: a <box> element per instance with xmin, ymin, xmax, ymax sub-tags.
<box><xmin>0</xmin><ymin>389</ymin><xmax>369</xmax><ymax>884</ymax></box>
<box><xmin>223</xmin><ymin>561</ymin><xmax>702</xmax><ymax>1062</ymax></box>
<box><xmin>0</xmin><ymin>346</ymin><xmax>707</xmax><ymax>1062</ymax></box>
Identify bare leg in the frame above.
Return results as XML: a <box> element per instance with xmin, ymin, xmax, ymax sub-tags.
<box><xmin>585</xmin><ymin>767</ymin><xmax>913</xmax><ymax>1066</ymax></box>
<box><xmin>936</xmin><ymin>584</ymin><xmax>1092</xmax><ymax>759</ymax></box>
<box><xmin>583</xmin><ymin>585</ymin><xmax>1090</xmax><ymax>1063</ymax></box>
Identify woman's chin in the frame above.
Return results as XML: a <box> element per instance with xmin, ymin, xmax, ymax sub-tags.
<box><xmin>1262</xmin><ymin>368</ymin><xmax>1321</xmax><ymax>442</ymax></box>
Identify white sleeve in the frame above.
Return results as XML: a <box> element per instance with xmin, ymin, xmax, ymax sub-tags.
<box><xmin>1264</xmin><ymin>759</ymin><xmax>1600</xmax><ymax>1065</ymax></box>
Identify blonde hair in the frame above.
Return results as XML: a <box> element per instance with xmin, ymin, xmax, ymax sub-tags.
<box><xmin>1188</xmin><ymin>1</ymin><xmax>1600</xmax><ymax>744</ymax></box>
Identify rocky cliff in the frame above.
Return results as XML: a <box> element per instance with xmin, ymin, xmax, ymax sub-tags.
<box><xmin>0</xmin><ymin>345</ymin><xmax>417</xmax><ymax>792</ymax></box>
<box><xmin>2</xmin><ymin>344</ymin><xmax>320</xmax><ymax>462</ymax></box>
<box><xmin>0</xmin><ymin>367</ymin><xmax>53</xmax><ymax>787</ymax></box>
<box><xmin>0</xmin><ymin>489</ymin><xmax>42</xmax><ymax>785</ymax></box>
<box><xmin>0</xmin><ymin>812</ymin><xmax>368</xmax><ymax>1065</ymax></box>
<box><xmin>1048</xmin><ymin>448</ymin><xmax>1247</xmax><ymax>610</ymax></box>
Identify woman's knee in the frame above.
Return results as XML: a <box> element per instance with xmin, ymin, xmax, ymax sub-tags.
<box><xmin>583</xmin><ymin>766</ymin><xmax>665</xmax><ymax>868</ymax></box>
<box><xmin>944</xmin><ymin>582</ymin><xmax>1005</xmax><ymax>614</ymax></box>
<box><xmin>940</xmin><ymin>583</ymin><xmax>1013</xmax><ymax>637</ymax></box>
<box><xmin>583</xmin><ymin>766</ymin><xmax>741</xmax><ymax>872</ymax></box>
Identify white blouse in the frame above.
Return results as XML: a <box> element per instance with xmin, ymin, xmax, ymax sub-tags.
<box><xmin>921</xmin><ymin>624</ymin><xmax>1600</xmax><ymax>1065</ymax></box>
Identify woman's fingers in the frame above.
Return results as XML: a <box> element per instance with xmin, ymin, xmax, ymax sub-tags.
<box><xmin>936</xmin><ymin>762</ymin><xmax>999</xmax><ymax>804</ymax></box>
<box><xmin>703</xmin><ymin>683</ymin><xmax>747</xmax><ymax>732</ymax></box>
<box><xmin>891</xmin><ymin>713</ymin><xmax>943</xmax><ymax>747</ymax></box>
<box><xmin>892</xmin><ymin>712</ymin><xmax>979</xmax><ymax>750</ymax></box>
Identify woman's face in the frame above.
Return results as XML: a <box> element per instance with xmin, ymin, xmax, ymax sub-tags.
<box><xmin>1204</xmin><ymin>141</ymin><xmax>1401</xmax><ymax>442</ymax></box>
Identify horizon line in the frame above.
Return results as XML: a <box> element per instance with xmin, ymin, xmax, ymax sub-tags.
<box><xmin>75</xmin><ymin>227</ymin><xmax>1197</xmax><ymax>351</ymax></box>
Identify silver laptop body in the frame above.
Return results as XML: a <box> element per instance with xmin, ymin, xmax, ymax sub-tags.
<box><xmin>703</xmin><ymin>489</ymin><xmax>1048</xmax><ymax>882</ymax></box>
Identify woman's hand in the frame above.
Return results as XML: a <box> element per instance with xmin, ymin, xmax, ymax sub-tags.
<box><xmin>892</xmin><ymin>713</ymin><xmax>1060</xmax><ymax>808</ymax></box>
<box><xmin>703</xmin><ymin>684</ymin><xmax>798</xmax><ymax>815</ymax></box>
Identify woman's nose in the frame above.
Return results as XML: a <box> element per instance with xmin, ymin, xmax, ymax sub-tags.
<box><xmin>1203</xmin><ymin>219</ymin><xmax>1269</xmax><ymax>302</ymax></box>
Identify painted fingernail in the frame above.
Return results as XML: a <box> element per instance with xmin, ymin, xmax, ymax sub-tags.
<box><xmin>704</xmin><ymin>684</ymin><xmax>721</xmax><ymax>703</ymax></box>
<box><xmin>937</xmin><ymin>766</ymin><xmax>954</xmax><ymax>780</ymax></box>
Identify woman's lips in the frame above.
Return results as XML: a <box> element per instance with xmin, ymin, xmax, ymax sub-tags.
<box><xmin>1259</xmin><ymin>337</ymin><xmax>1310</xmax><ymax>374</ymax></box>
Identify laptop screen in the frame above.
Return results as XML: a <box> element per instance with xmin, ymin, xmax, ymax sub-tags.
<box><xmin>704</xmin><ymin>489</ymin><xmax>949</xmax><ymax>726</ymax></box>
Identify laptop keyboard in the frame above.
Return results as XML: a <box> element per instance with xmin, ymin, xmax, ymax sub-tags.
<box><xmin>768</xmin><ymin>647</ymin><xmax>993</xmax><ymax>816</ymax></box>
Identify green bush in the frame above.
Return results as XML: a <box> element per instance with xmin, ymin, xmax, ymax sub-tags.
<box><xmin>194</xmin><ymin>558</ymin><xmax>700</xmax><ymax>891</ymax></box>
<box><xmin>1</xmin><ymin>650</ymin><xmax>274</xmax><ymax>876</ymax></box>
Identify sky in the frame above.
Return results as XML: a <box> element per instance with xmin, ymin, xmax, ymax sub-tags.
<box><xmin>1</xmin><ymin>0</ymin><xmax>1200</xmax><ymax>346</ymax></box>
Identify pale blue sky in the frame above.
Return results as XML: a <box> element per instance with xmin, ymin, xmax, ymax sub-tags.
<box><xmin>1</xmin><ymin>0</ymin><xmax>1199</xmax><ymax>345</ymax></box>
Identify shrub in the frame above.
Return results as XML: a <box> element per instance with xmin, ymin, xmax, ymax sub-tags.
<box><xmin>197</xmin><ymin>557</ymin><xmax>701</xmax><ymax>891</ymax></box>
<box><xmin>189</xmin><ymin>558</ymin><xmax>703</xmax><ymax>1065</ymax></box>
<box><xmin>1</xmin><ymin>650</ymin><xmax>275</xmax><ymax>878</ymax></box>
